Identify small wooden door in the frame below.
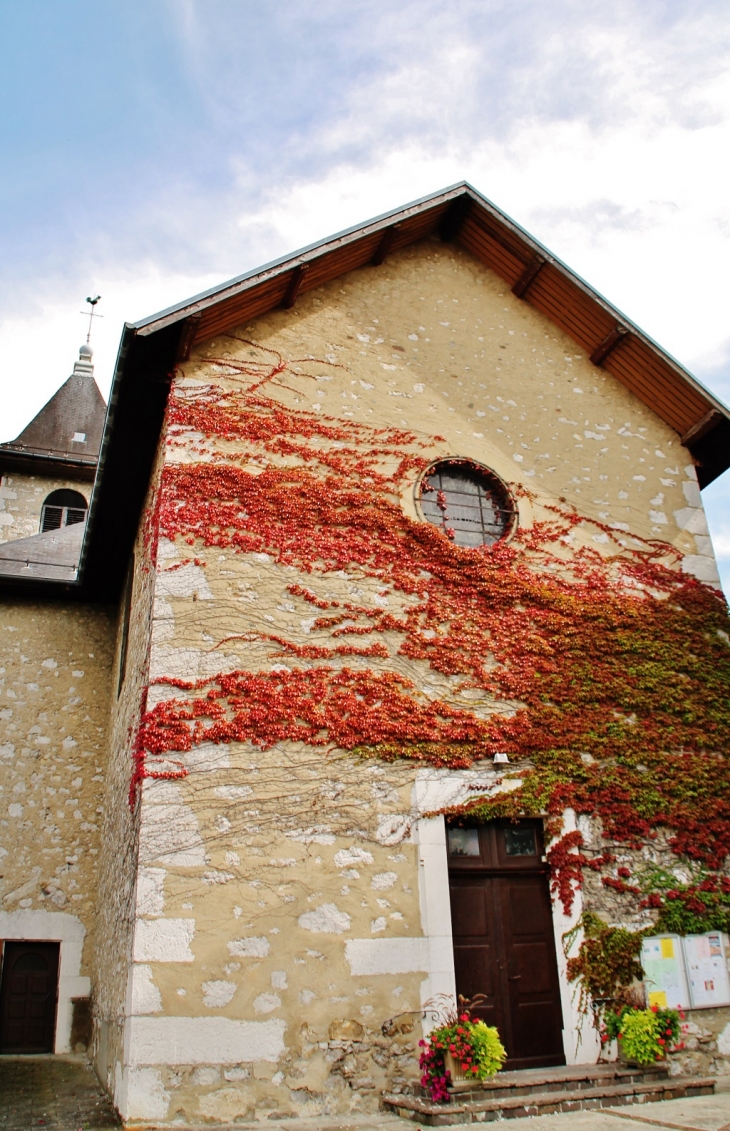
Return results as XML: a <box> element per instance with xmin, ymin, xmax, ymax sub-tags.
<box><xmin>447</xmin><ymin>820</ymin><xmax>564</xmax><ymax>1070</ymax></box>
<box><xmin>0</xmin><ymin>942</ymin><xmax>60</xmax><ymax>1053</ymax></box>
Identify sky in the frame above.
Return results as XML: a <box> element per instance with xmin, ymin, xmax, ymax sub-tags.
<box><xmin>1</xmin><ymin>0</ymin><xmax>728</xmax><ymax>588</ymax></box>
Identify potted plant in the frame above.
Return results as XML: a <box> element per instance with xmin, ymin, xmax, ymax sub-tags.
<box><xmin>601</xmin><ymin>1003</ymin><xmax>684</xmax><ymax>1066</ymax></box>
<box><xmin>419</xmin><ymin>1007</ymin><xmax>507</xmax><ymax>1103</ymax></box>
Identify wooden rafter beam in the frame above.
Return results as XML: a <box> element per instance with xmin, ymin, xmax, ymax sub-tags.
<box><xmin>590</xmin><ymin>324</ymin><xmax>629</xmax><ymax>367</ymax></box>
<box><xmin>681</xmin><ymin>408</ymin><xmax>723</xmax><ymax>447</ymax></box>
<box><xmin>175</xmin><ymin>314</ymin><xmax>202</xmax><ymax>363</ymax></box>
<box><xmin>371</xmin><ymin>225</ymin><xmax>401</xmax><ymax>266</ymax></box>
<box><xmin>281</xmin><ymin>264</ymin><xmax>309</xmax><ymax>309</ymax></box>
<box><xmin>512</xmin><ymin>255</ymin><xmax>546</xmax><ymax>298</ymax></box>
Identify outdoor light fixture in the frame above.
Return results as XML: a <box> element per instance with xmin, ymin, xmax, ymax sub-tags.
<box><xmin>493</xmin><ymin>752</ymin><xmax>510</xmax><ymax>764</ymax></box>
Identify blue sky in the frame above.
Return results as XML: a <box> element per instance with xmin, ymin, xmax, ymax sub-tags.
<box><xmin>1</xmin><ymin>0</ymin><xmax>729</xmax><ymax>587</ymax></box>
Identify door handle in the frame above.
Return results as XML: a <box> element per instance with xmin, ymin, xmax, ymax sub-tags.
<box><xmin>508</xmin><ymin>974</ymin><xmax>521</xmax><ymax>980</ymax></box>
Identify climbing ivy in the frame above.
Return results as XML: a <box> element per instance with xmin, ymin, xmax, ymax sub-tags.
<box><xmin>563</xmin><ymin>912</ymin><xmax>647</xmax><ymax>1017</ymax></box>
<box><xmin>133</xmin><ymin>339</ymin><xmax>730</xmax><ymax>969</ymax></box>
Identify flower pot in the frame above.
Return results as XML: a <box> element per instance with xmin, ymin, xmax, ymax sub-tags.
<box><xmin>445</xmin><ymin>1052</ymin><xmax>477</xmax><ymax>1083</ymax></box>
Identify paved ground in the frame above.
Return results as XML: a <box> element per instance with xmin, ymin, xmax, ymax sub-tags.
<box><xmin>0</xmin><ymin>1055</ymin><xmax>120</xmax><ymax>1130</ymax></box>
<box><xmin>0</xmin><ymin>1057</ymin><xmax>729</xmax><ymax>1131</ymax></box>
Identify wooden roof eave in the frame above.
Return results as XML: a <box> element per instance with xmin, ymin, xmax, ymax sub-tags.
<box><xmin>131</xmin><ymin>183</ymin><xmax>467</xmax><ymax>338</ymax></box>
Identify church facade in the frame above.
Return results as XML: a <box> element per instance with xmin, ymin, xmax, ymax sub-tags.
<box><xmin>1</xmin><ymin>184</ymin><xmax>729</xmax><ymax>1125</ymax></box>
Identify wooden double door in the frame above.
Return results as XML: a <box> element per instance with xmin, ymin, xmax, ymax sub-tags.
<box><xmin>0</xmin><ymin>942</ymin><xmax>59</xmax><ymax>1054</ymax></box>
<box><xmin>447</xmin><ymin>819</ymin><xmax>565</xmax><ymax>1070</ymax></box>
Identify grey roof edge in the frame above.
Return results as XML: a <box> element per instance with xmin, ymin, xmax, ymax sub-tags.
<box><xmin>131</xmin><ymin>182</ymin><xmax>470</xmax><ymax>332</ymax></box>
<box><xmin>0</xmin><ymin>441</ymin><xmax>97</xmax><ymax>462</ymax></box>
<box><xmin>130</xmin><ymin>181</ymin><xmax>730</xmax><ymax>424</ymax></box>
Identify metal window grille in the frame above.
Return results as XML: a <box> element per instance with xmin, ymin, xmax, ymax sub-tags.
<box><xmin>419</xmin><ymin>461</ymin><xmax>515</xmax><ymax>547</ymax></box>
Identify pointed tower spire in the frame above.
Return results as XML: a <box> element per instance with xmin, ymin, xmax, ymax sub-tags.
<box><xmin>0</xmin><ymin>335</ymin><xmax>107</xmax><ymax>476</ymax></box>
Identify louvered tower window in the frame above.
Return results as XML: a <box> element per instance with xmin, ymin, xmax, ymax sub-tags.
<box><xmin>40</xmin><ymin>489</ymin><xmax>88</xmax><ymax>533</ymax></box>
<box><xmin>418</xmin><ymin>460</ymin><xmax>515</xmax><ymax>547</ymax></box>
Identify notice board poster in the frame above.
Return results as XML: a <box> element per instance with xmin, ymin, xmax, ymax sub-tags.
<box><xmin>641</xmin><ymin>935</ymin><xmax>690</xmax><ymax>1009</ymax></box>
<box><xmin>682</xmin><ymin>932</ymin><xmax>730</xmax><ymax>1009</ymax></box>
<box><xmin>642</xmin><ymin>932</ymin><xmax>730</xmax><ymax>1010</ymax></box>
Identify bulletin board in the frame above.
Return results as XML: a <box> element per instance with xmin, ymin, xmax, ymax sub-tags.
<box><xmin>682</xmin><ymin>932</ymin><xmax>730</xmax><ymax>1009</ymax></box>
<box><xmin>641</xmin><ymin>932</ymin><xmax>730</xmax><ymax>1010</ymax></box>
<box><xmin>641</xmin><ymin>935</ymin><xmax>690</xmax><ymax>1009</ymax></box>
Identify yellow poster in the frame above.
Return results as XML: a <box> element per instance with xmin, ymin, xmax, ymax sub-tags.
<box><xmin>649</xmin><ymin>991</ymin><xmax>668</xmax><ymax>1008</ymax></box>
<box><xmin>660</xmin><ymin>938</ymin><xmax>674</xmax><ymax>959</ymax></box>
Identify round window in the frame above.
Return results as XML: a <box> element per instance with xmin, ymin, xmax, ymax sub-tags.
<box><xmin>417</xmin><ymin>459</ymin><xmax>515</xmax><ymax>547</ymax></box>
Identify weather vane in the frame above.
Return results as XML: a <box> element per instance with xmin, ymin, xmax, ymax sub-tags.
<box><xmin>80</xmin><ymin>294</ymin><xmax>103</xmax><ymax>345</ymax></box>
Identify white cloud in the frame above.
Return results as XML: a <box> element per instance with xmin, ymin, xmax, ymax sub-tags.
<box><xmin>1</xmin><ymin>1</ymin><xmax>729</xmax><ymax>588</ymax></box>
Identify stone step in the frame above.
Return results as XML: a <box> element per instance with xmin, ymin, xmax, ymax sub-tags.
<box><xmin>443</xmin><ymin>1062</ymin><xmax>670</xmax><ymax>1099</ymax></box>
<box><xmin>382</xmin><ymin>1075</ymin><xmax>716</xmax><ymax>1126</ymax></box>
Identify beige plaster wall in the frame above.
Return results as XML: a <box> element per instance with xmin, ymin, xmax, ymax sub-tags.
<box><xmin>0</xmin><ymin>600</ymin><xmax>114</xmax><ymax>1050</ymax></box>
<box><xmin>0</xmin><ymin>473</ymin><xmax>90</xmax><ymax>544</ymax></box>
<box><xmin>116</xmin><ymin>237</ymin><xmax>723</xmax><ymax>1123</ymax></box>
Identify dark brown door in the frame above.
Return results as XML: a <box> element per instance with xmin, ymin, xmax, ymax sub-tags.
<box><xmin>448</xmin><ymin>820</ymin><xmax>564</xmax><ymax>1070</ymax></box>
<box><xmin>0</xmin><ymin>942</ymin><xmax>60</xmax><ymax>1053</ymax></box>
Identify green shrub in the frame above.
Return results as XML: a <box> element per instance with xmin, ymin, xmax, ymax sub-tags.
<box><xmin>612</xmin><ymin>1006</ymin><xmax>682</xmax><ymax>1065</ymax></box>
<box><xmin>469</xmin><ymin>1020</ymin><xmax>508</xmax><ymax>1077</ymax></box>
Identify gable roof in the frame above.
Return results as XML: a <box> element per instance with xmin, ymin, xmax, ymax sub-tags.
<box><xmin>3</xmin><ymin>182</ymin><xmax>728</xmax><ymax>599</ymax></box>
<box><xmin>0</xmin><ymin>345</ymin><xmax>107</xmax><ymax>481</ymax></box>
<box><xmin>131</xmin><ymin>181</ymin><xmax>730</xmax><ymax>484</ymax></box>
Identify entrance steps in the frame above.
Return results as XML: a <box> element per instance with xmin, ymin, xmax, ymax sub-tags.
<box><xmin>381</xmin><ymin>1062</ymin><xmax>716</xmax><ymax>1126</ymax></box>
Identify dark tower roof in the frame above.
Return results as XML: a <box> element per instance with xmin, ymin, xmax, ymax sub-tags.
<box><xmin>0</xmin><ymin>344</ymin><xmax>107</xmax><ymax>480</ymax></box>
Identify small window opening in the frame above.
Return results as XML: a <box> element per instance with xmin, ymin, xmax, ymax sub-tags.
<box><xmin>40</xmin><ymin>489</ymin><xmax>88</xmax><ymax>533</ymax></box>
<box><xmin>504</xmin><ymin>826</ymin><xmax>537</xmax><ymax>856</ymax></box>
<box><xmin>418</xmin><ymin>459</ymin><xmax>515</xmax><ymax>547</ymax></box>
<box><xmin>448</xmin><ymin>827</ymin><xmax>480</xmax><ymax>856</ymax></box>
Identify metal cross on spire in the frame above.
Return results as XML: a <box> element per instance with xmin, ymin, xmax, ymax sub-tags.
<box><xmin>81</xmin><ymin>294</ymin><xmax>103</xmax><ymax>344</ymax></box>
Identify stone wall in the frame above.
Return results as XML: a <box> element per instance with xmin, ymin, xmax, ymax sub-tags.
<box><xmin>110</xmin><ymin>236</ymin><xmax>723</xmax><ymax>1121</ymax></box>
<box><xmin>121</xmin><ymin>715</ymin><xmax>425</xmax><ymax>1120</ymax></box>
<box><xmin>0</xmin><ymin>473</ymin><xmax>91</xmax><ymax>544</ymax></box>
<box><xmin>91</xmin><ymin>455</ymin><xmax>163</xmax><ymax>1104</ymax></box>
<box><xmin>0</xmin><ymin>599</ymin><xmax>114</xmax><ymax>1051</ymax></box>
<box><xmin>669</xmin><ymin>1007</ymin><xmax>730</xmax><ymax>1079</ymax></box>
